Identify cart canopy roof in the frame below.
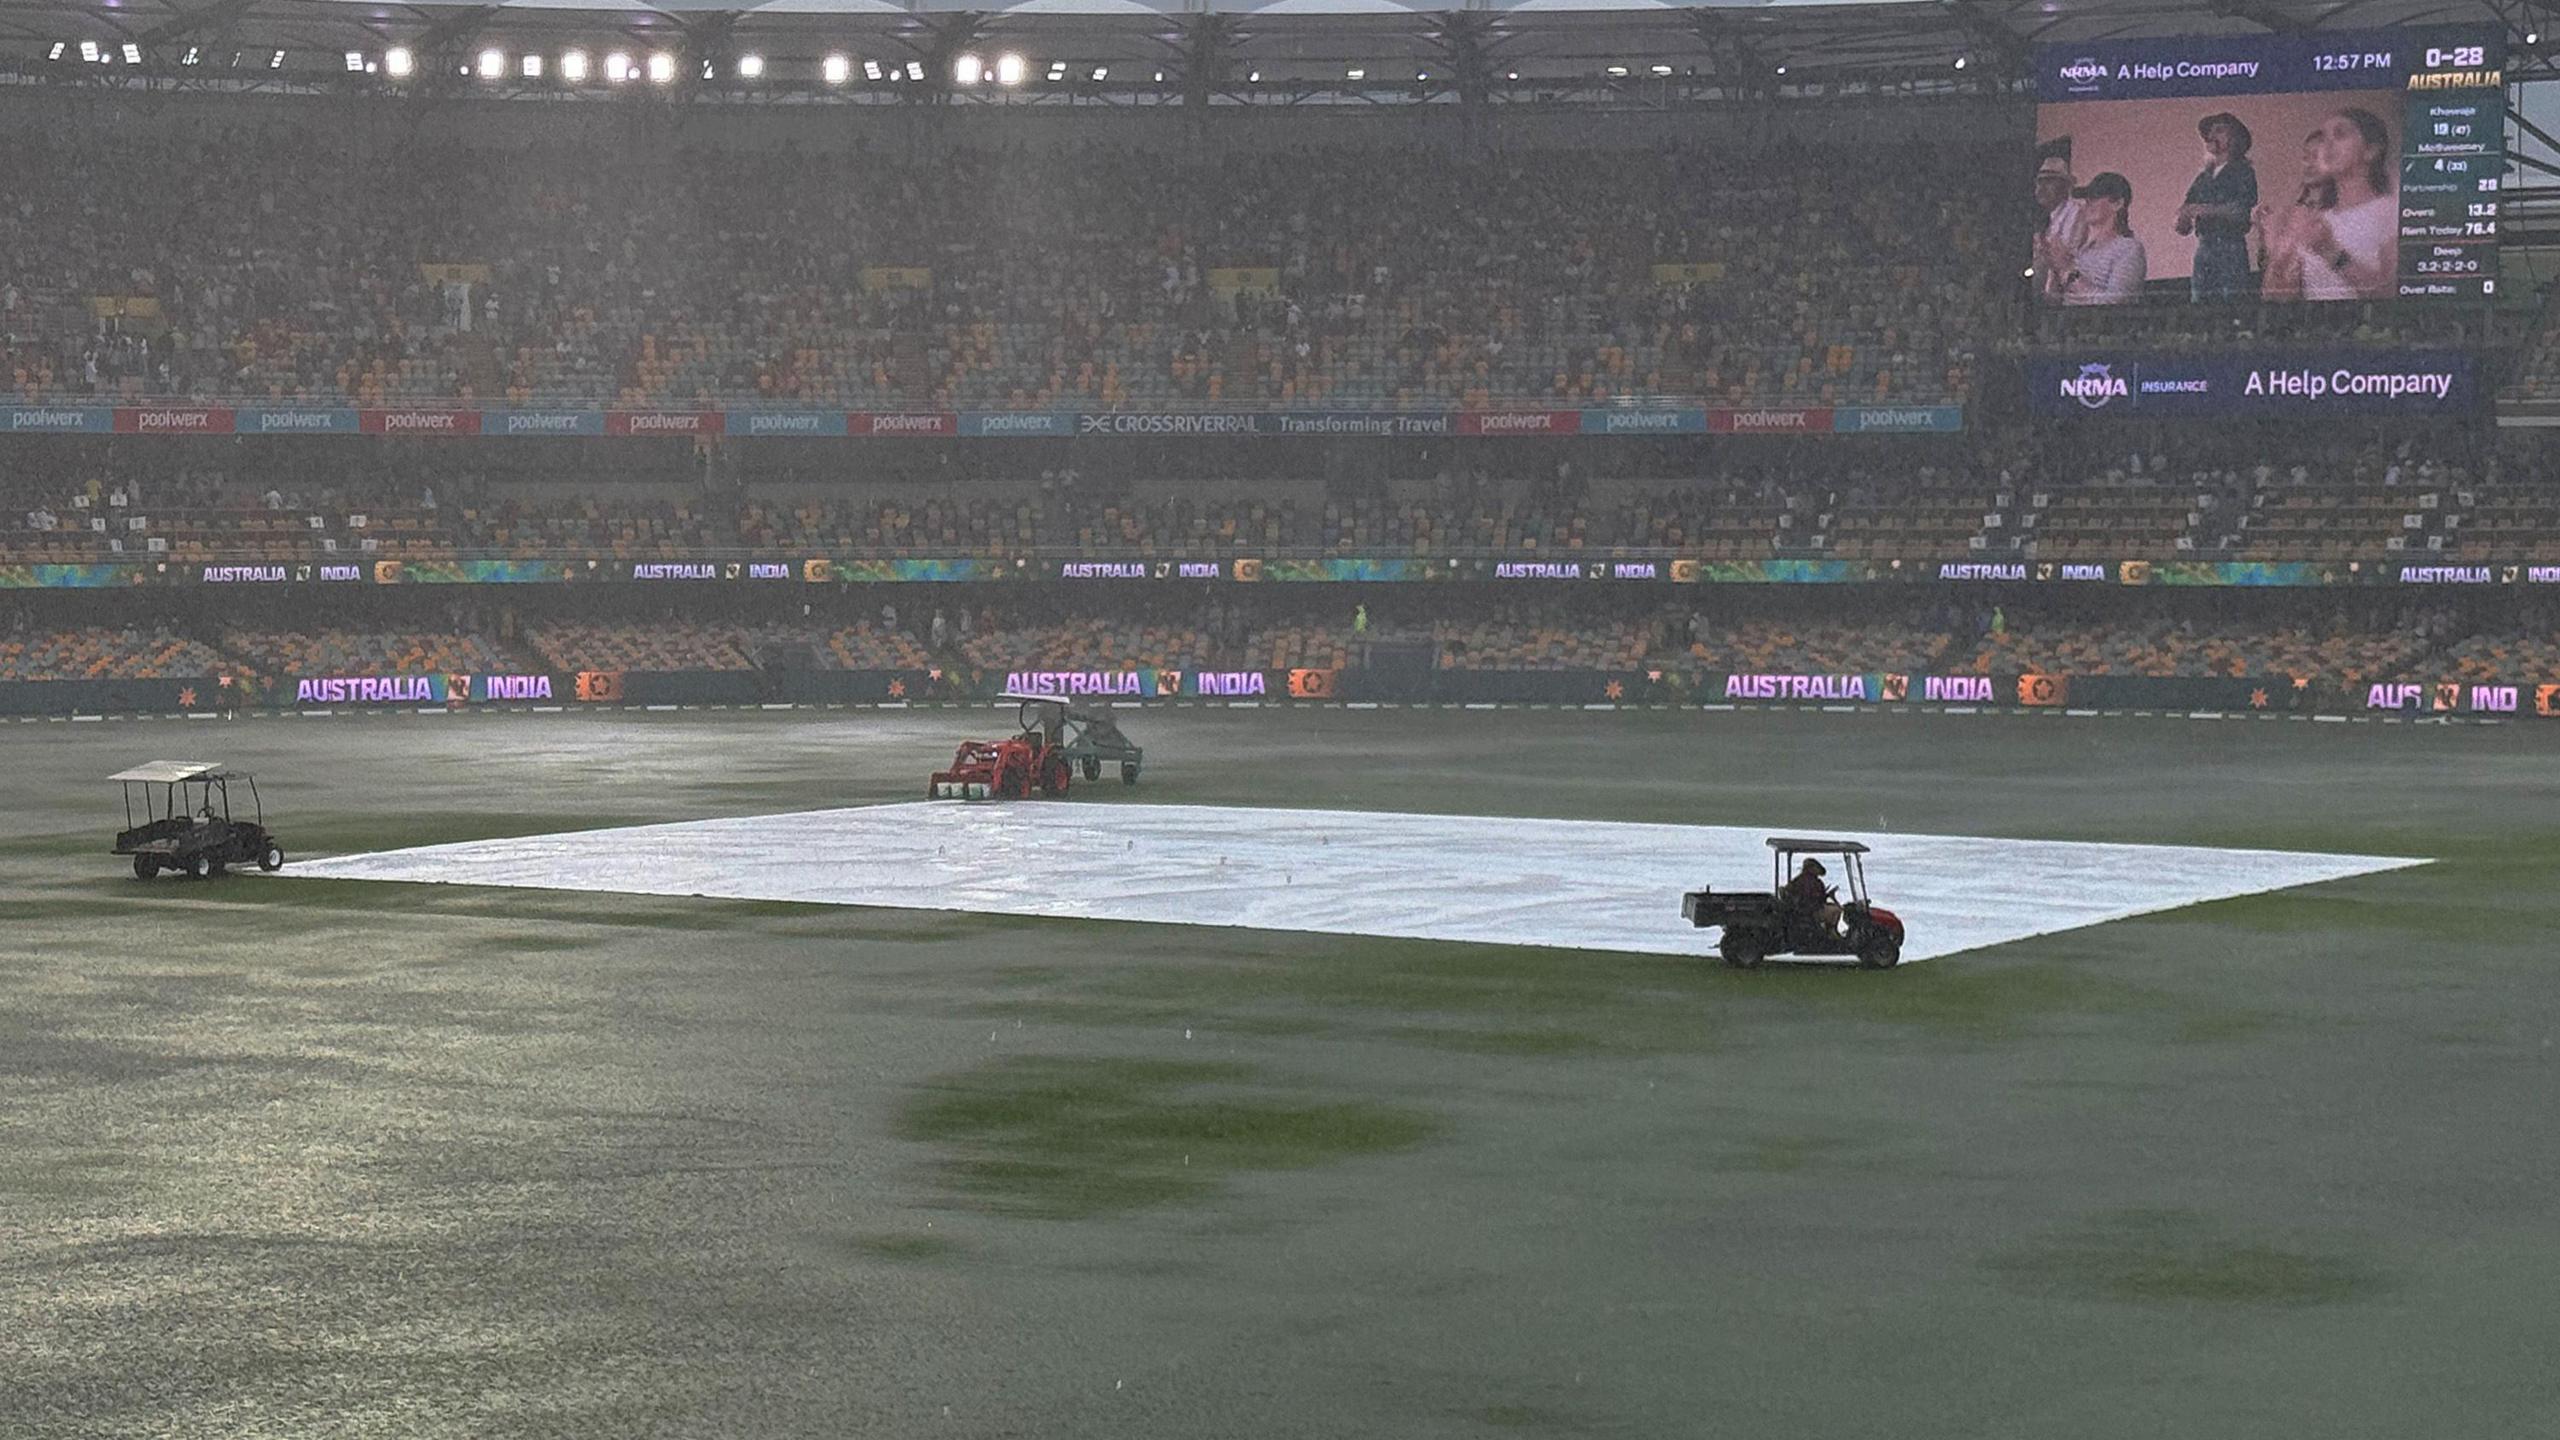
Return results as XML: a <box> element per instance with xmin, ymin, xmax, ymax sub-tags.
<box><xmin>1764</xmin><ymin>837</ymin><xmax>1870</xmax><ymax>855</ymax></box>
<box><xmin>109</xmin><ymin>761</ymin><xmax>236</xmax><ymax>784</ymax></box>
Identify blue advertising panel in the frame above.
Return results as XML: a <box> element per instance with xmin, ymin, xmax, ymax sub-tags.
<box><xmin>2</xmin><ymin>406</ymin><xmax>114</xmax><ymax>434</ymax></box>
<box><xmin>2029</xmin><ymin>351</ymin><xmax>2478</xmax><ymax>417</ymax></box>
<box><xmin>957</xmin><ymin>411</ymin><xmax>1077</xmax><ymax>438</ymax></box>
<box><xmin>1074</xmin><ymin>412</ymin><xmax>1274</xmax><ymax>436</ymax></box>
<box><xmin>1835</xmin><ymin>406</ymin><xmax>1966</xmax><ymax>434</ymax></box>
<box><xmin>732</xmin><ymin>409</ymin><xmax>852</xmax><ymax>438</ymax></box>
<box><xmin>234</xmin><ymin>407</ymin><xmax>362</xmax><ymax>434</ymax></box>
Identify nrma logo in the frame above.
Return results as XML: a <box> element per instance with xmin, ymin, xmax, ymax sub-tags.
<box><xmin>2058</xmin><ymin>56</ymin><xmax>2107</xmax><ymax>85</ymax></box>
<box><xmin>2061</xmin><ymin>363</ymin><xmax>2131</xmax><ymax>410</ymax></box>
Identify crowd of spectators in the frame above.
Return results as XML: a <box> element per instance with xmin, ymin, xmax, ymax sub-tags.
<box><xmin>18</xmin><ymin>104</ymin><xmax>2560</xmax><ymax>412</ymax></box>
<box><xmin>3</xmin><ymin>128</ymin><xmax>2004</xmax><ymax>412</ymax></box>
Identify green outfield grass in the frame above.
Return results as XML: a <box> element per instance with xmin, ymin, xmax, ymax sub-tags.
<box><xmin>1</xmin><ymin>708</ymin><xmax>2552</xmax><ymax>1439</ymax></box>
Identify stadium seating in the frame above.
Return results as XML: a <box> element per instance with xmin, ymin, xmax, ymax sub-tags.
<box><xmin>528</xmin><ymin>621</ymin><xmax>762</xmax><ymax>672</ymax></box>
<box><xmin>222</xmin><ymin>629</ymin><xmax>517</xmax><ymax>677</ymax></box>
<box><xmin>0</xmin><ymin>135</ymin><xmax>2001</xmax><ymax>410</ymax></box>
<box><xmin>9</xmin><ymin>433</ymin><xmax>2551</xmax><ymax>569</ymax></box>
<box><xmin>1954</xmin><ymin>619</ymin><xmax>2437</xmax><ymax>682</ymax></box>
<box><xmin>1687</xmin><ymin>618</ymin><xmax>1954</xmax><ymax>675</ymax></box>
<box><xmin>819</xmin><ymin>623</ymin><xmax>936</xmax><ymax>671</ymax></box>
<box><xmin>2433</xmin><ymin>620</ymin><xmax>2560</xmax><ymax>686</ymax></box>
<box><xmin>958</xmin><ymin>617</ymin><xmax>1217</xmax><ymax>671</ymax></box>
<box><xmin>0</xmin><ymin>626</ymin><xmax>226</xmax><ymax>680</ymax></box>
<box><xmin>10</xmin><ymin>592</ymin><xmax>2560</xmax><ymax>691</ymax></box>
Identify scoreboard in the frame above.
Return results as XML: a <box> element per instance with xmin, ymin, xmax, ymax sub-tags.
<box><xmin>2036</xmin><ymin>25</ymin><xmax>2507</xmax><ymax>304</ymax></box>
<box><xmin>2397</xmin><ymin>36</ymin><xmax>2505</xmax><ymax>299</ymax></box>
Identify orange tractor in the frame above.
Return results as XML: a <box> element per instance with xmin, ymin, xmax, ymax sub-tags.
<box><xmin>928</xmin><ymin>735</ymin><xmax>1070</xmax><ymax>800</ymax></box>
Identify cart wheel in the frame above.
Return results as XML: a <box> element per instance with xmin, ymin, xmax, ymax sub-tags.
<box><xmin>133</xmin><ymin>854</ymin><xmax>159</xmax><ymax>881</ymax></box>
<box><xmin>1719</xmin><ymin>932</ymin><xmax>1766</xmax><ymax>970</ymax></box>
<box><xmin>184</xmin><ymin>854</ymin><xmax>210</xmax><ymax>880</ymax></box>
<box><xmin>1857</xmin><ymin>936</ymin><xmax>1901</xmax><ymax>970</ymax></box>
<box><xmin>1082</xmin><ymin>757</ymin><xmax>1101</xmax><ymax>783</ymax></box>
<box><xmin>1121</xmin><ymin>763</ymin><xmax>1139</xmax><ymax>786</ymax></box>
<box><xmin>260</xmin><ymin>844</ymin><xmax>286</xmax><ymax>873</ymax></box>
<box><xmin>1041</xmin><ymin>757</ymin><xmax>1072</xmax><ymax>798</ymax></box>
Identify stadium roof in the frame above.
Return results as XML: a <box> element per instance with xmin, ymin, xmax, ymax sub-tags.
<box><xmin>1</xmin><ymin>0</ymin><xmax>2546</xmax><ymax>100</ymax></box>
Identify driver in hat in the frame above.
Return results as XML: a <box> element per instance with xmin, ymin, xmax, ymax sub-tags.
<box><xmin>1784</xmin><ymin>857</ymin><xmax>1843</xmax><ymax>939</ymax></box>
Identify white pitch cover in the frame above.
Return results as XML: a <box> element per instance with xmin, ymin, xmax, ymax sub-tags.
<box><xmin>288</xmin><ymin>803</ymin><xmax>2426</xmax><ymax>963</ymax></box>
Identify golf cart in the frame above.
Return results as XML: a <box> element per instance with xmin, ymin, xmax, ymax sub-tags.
<box><xmin>1011</xmin><ymin>692</ymin><xmax>1143</xmax><ymax>786</ymax></box>
<box><xmin>928</xmin><ymin>693</ymin><xmax>1144</xmax><ymax>800</ymax></box>
<box><xmin>1681</xmin><ymin>837</ymin><xmax>1904</xmax><ymax>970</ymax></box>
<box><xmin>112</xmin><ymin>761</ymin><xmax>285</xmax><ymax>879</ymax></box>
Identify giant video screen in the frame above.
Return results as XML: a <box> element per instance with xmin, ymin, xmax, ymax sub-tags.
<box><xmin>2032</xmin><ymin>27</ymin><xmax>2504</xmax><ymax>306</ymax></box>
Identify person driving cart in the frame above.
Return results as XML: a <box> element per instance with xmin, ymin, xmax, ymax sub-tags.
<box><xmin>1783</xmin><ymin>858</ymin><xmax>1843</xmax><ymax>939</ymax></box>
<box><xmin>1683</xmin><ymin>837</ymin><xmax>1906</xmax><ymax>970</ymax></box>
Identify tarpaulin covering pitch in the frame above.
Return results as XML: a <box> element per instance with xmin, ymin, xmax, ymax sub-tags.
<box><xmin>286</xmin><ymin>804</ymin><xmax>2426</xmax><ymax>963</ymax></box>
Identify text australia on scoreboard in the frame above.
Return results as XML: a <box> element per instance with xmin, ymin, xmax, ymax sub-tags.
<box><xmin>2033</xmin><ymin>25</ymin><xmax>2508</xmax><ymax>303</ymax></box>
<box><xmin>2397</xmin><ymin>33</ymin><xmax>2505</xmax><ymax>300</ymax></box>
